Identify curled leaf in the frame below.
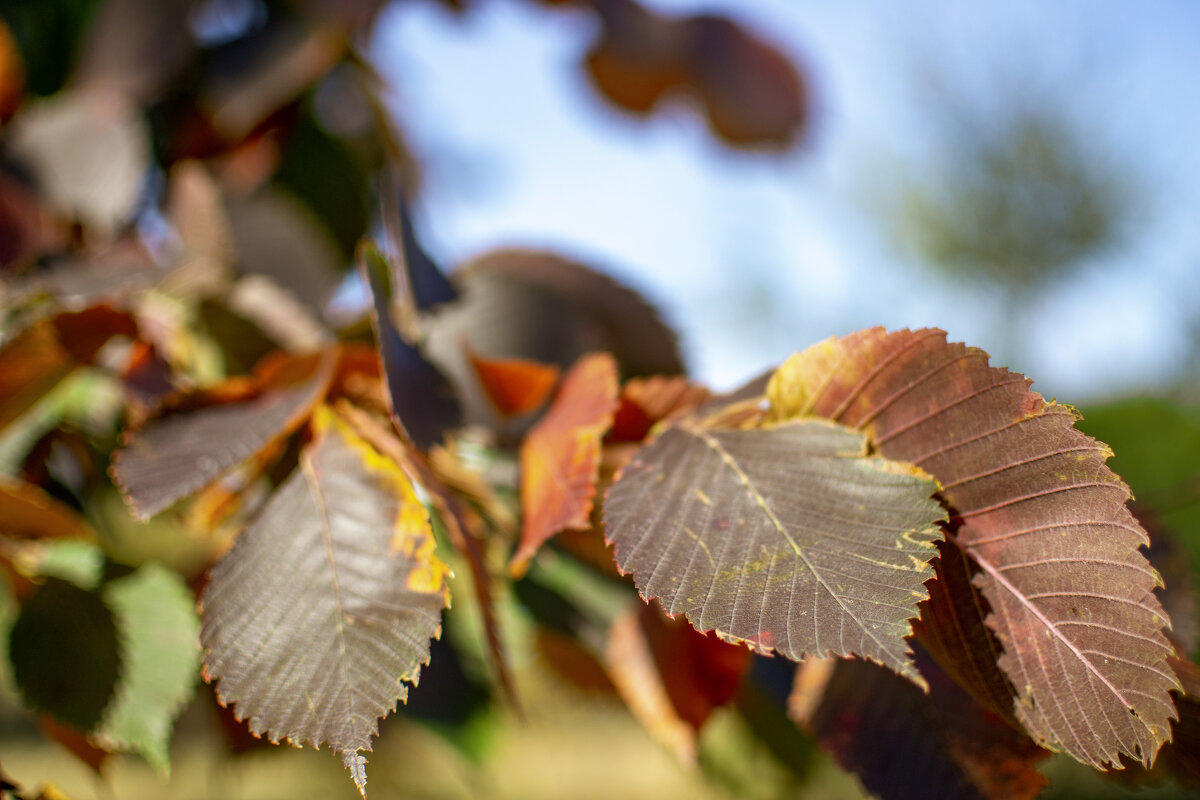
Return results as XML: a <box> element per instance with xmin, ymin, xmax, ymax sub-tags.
<box><xmin>512</xmin><ymin>352</ymin><xmax>619</xmax><ymax>576</ymax></box>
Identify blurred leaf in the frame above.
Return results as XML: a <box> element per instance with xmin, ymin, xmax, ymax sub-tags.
<box><xmin>581</xmin><ymin>0</ymin><xmax>806</xmax><ymax>148</ymax></box>
<box><xmin>608</xmin><ymin>375</ymin><xmax>711</xmax><ymax>443</ymax></box>
<box><xmin>72</xmin><ymin>0</ymin><xmax>193</xmax><ymax>103</ymax></box>
<box><xmin>201</xmin><ymin>19</ymin><xmax>345</xmax><ymax>142</ymax></box>
<box><xmin>425</xmin><ymin>249</ymin><xmax>684</xmax><ymax>397</ymax></box>
<box><xmin>0</xmin><ymin>478</ymin><xmax>98</xmax><ymax>541</ymax></box>
<box><xmin>770</xmin><ymin>327</ymin><xmax>1180</xmax><ymax>768</ymax></box>
<box><xmin>360</xmin><ymin>242</ymin><xmax>462</xmax><ymax>450</ymax></box>
<box><xmin>8</xmin><ymin>578</ymin><xmax>119</xmax><ymax>731</ymax></box>
<box><xmin>605</xmin><ymin>414</ymin><xmax>945</xmax><ymax>685</ymax></box>
<box><xmin>200</xmin><ymin>405</ymin><xmax>449</xmax><ymax>796</ymax></box>
<box><xmin>0</xmin><ymin>18</ymin><xmax>26</xmax><ymax>120</ymax></box>
<box><xmin>6</xmin><ymin>88</ymin><xmax>150</xmax><ymax>233</ymax></box>
<box><xmin>224</xmin><ymin>187</ymin><xmax>343</xmax><ymax>312</ymax></box>
<box><xmin>791</xmin><ymin>646</ymin><xmax>1050</xmax><ymax>800</ymax></box>
<box><xmin>273</xmin><ymin>108</ymin><xmax>370</xmax><ymax>259</ymax></box>
<box><xmin>380</xmin><ymin>187</ymin><xmax>457</xmax><ymax>311</ymax></box>
<box><xmin>111</xmin><ymin>349</ymin><xmax>335</xmax><ymax>519</ymax></box>
<box><xmin>0</xmin><ymin>0</ymin><xmax>96</xmax><ymax>97</ymax></box>
<box><xmin>605</xmin><ymin>601</ymin><xmax>750</xmax><ymax>762</ymax></box>
<box><xmin>465</xmin><ymin>348</ymin><xmax>560</xmax><ymax>418</ymax></box>
<box><xmin>0</xmin><ymin>306</ymin><xmax>139</xmax><ymax>430</ymax></box>
<box><xmin>96</xmin><ymin>563</ymin><xmax>200</xmax><ymax>772</ymax></box>
<box><xmin>512</xmin><ymin>352</ymin><xmax>618</xmax><ymax>576</ymax></box>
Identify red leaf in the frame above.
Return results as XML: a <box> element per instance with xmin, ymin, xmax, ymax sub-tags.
<box><xmin>511</xmin><ymin>353</ymin><xmax>619</xmax><ymax>576</ymax></box>
<box><xmin>608</xmin><ymin>375</ymin><xmax>711</xmax><ymax>443</ymax></box>
<box><xmin>769</xmin><ymin>328</ymin><xmax>1180</xmax><ymax>768</ymax></box>
<box><xmin>791</xmin><ymin>645</ymin><xmax>1049</xmax><ymax>800</ymax></box>
<box><xmin>466</xmin><ymin>347</ymin><xmax>560</xmax><ymax>417</ymax></box>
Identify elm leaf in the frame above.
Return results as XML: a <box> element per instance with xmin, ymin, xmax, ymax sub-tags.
<box><xmin>604</xmin><ymin>417</ymin><xmax>946</xmax><ymax>686</ymax></box>
<box><xmin>111</xmin><ymin>350</ymin><xmax>335</xmax><ymax>519</ymax></box>
<box><xmin>96</xmin><ymin>564</ymin><xmax>200</xmax><ymax>772</ymax></box>
<box><xmin>768</xmin><ymin>327</ymin><xmax>1180</xmax><ymax>768</ymax></box>
<box><xmin>200</xmin><ymin>404</ymin><xmax>449</xmax><ymax>797</ymax></box>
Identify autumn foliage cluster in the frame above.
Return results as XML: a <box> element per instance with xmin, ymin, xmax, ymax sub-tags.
<box><xmin>0</xmin><ymin>2</ymin><xmax>1199</xmax><ymax>800</ymax></box>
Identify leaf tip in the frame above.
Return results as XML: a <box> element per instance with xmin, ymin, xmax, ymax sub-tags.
<box><xmin>343</xmin><ymin>750</ymin><xmax>369</xmax><ymax>797</ymax></box>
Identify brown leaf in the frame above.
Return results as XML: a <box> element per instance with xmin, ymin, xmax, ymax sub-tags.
<box><xmin>790</xmin><ymin>646</ymin><xmax>1050</xmax><ymax>800</ymax></box>
<box><xmin>111</xmin><ymin>349</ymin><xmax>336</xmax><ymax>519</ymax></box>
<box><xmin>0</xmin><ymin>18</ymin><xmax>23</xmax><ymax>121</ymax></box>
<box><xmin>511</xmin><ymin>352</ymin><xmax>619</xmax><ymax>576</ymax></box>
<box><xmin>604</xmin><ymin>417</ymin><xmax>945</xmax><ymax>684</ymax></box>
<box><xmin>466</xmin><ymin>348</ymin><xmax>561</xmax><ymax>418</ymax></box>
<box><xmin>0</xmin><ymin>479</ymin><xmax>97</xmax><ymax>541</ymax></box>
<box><xmin>769</xmin><ymin>327</ymin><xmax>1180</xmax><ymax>768</ymax></box>
<box><xmin>581</xmin><ymin>0</ymin><xmax>806</xmax><ymax>148</ymax></box>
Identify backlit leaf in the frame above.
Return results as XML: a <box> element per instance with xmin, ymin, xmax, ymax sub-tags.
<box><xmin>512</xmin><ymin>353</ymin><xmax>619</xmax><ymax>576</ymax></box>
<box><xmin>608</xmin><ymin>375</ymin><xmax>712</xmax><ymax>443</ymax></box>
<box><xmin>200</xmin><ymin>405</ymin><xmax>449</xmax><ymax>796</ymax></box>
<box><xmin>111</xmin><ymin>350</ymin><xmax>335</xmax><ymax>519</ymax></box>
<box><xmin>768</xmin><ymin>327</ymin><xmax>1179</xmax><ymax>768</ymax></box>
<box><xmin>604</xmin><ymin>416</ymin><xmax>946</xmax><ymax>685</ymax></box>
<box><xmin>96</xmin><ymin>564</ymin><xmax>200</xmax><ymax>772</ymax></box>
<box><xmin>466</xmin><ymin>348</ymin><xmax>560</xmax><ymax>418</ymax></box>
<box><xmin>791</xmin><ymin>645</ymin><xmax>1049</xmax><ymax>800</ymax></box>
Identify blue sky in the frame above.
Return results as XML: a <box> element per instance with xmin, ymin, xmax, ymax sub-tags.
<box><xmin>368</xmin><ymin>0</ymin><xmax>1200</xmax><ymax>401</ymax></box>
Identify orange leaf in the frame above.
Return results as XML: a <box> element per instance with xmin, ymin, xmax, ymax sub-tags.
<box><xmin>0</xmin><ymin>479</ymin><xmax>98</xmax><ymax>542</ymax></box>
<box><xmin>609</xmin><ymin>375</ymin><xmax>711</xmax><ymax>443</ymax></box>
<box><xmin>511</xmin><ymin>353</ymin><xmax>618</xmax><ymax>576</ymax></box>
<box><xmin>466</xmin><ymin>348</ymin><xmax>560</xmax><ymax>417</ymax></box>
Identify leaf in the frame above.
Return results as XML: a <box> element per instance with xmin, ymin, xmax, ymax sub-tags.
<box><xmin>423</xmin><ymin>249</ymin><xmax>685</xmax><ymax>406</ymax></box>
<box><xmin>200</xmin><ymin>404</ymin><xmax>450</xmax><ymax>796</ymax></box>
<box><xmin>768</xmin><ymin>327</ymin><xmax>1180</xmax><ymax>768</ymax></box>
<box><xmin>0</xmin><ymin>479</ymin><xmax>98</xmax><ymax>541</ymax></box>
<box><xmin>604</xmin><ymin>416</ymin><xmax>946</xmax><ymax>685</ymax></box>
<box><xmin>581</xmin><ymin>0</ymin><xmax>806</xmax><ymax>148</ymax></box>
<box><xmin>111</xmin><ymin>350</ymin><xmax>335</xmax><ymax>519</ymax></box>
<box><xmin>5</xmin><ymin>87</ymin><xmax>150</xmax><ymax>232</ymax></box>
<box><xmin>790</xmin><ymin>646</ymin><xmax>1050</xmax><ymax>800</ymax></box>
<box><xmin>466</xmin><ymin>348</ymin><xmax>560</xmax><ymax>418</ymax></box>
<box><xmin>604</xmin><ymin>601</ymin><xmax>750</xmax><ymax>762</ymax></box>
<box><xmin>608</xmin><ymin>375</ymin><xmax>712</xmax><ymax>443</ymax></box>
<box><xmin>8</xmin><ymin>578</ymin><xmax>119</xmax><ymax>732</ymax></box>
<box><xmin>0</xmin><ymin>306</ymin><xmax>139</xmax><ymax>430</ymax></box>
<box><xmin>512</xmin><ymin>353</ymin><xmax>619</xmax><ymax>576</ymax></box>
<box><xmin>360</xmin><ymin>242</ymin><xmax>462</xmax><ymax>451</ymax></box>
<box><xmin>96</xmin><ymin>564</ymin><xmax>200</xmax><ymax>772</ymax></box>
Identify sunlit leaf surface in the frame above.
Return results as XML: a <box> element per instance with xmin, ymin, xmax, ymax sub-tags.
<box><xmin>605</xmin><ymin>416</ymin><xmax>945</xmax><ymax>685</ymax></box>
<box><xmin>769</xmin><ymin>327</ymin><xmax>1179</xmax><ymax>768</ymax></box>
<box><xmin>111</xmin><ymin>351</ymin><xmax>334</xmax><ymax>519</ymax></box>
<box><xmin>200</xmin><ymin>405</ymin><xmax>449</xmax><ymax>795</ymax></box>
<box><xmin>512</xmin><ymin>352</ymin><xmax>619</xmax><ymax>575</ymax></box>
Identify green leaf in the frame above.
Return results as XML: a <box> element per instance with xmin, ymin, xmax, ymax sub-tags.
<box><xmin>8</xmin><ymin>578</ymin><xmax>119</xmax><ymax>731</ymax></box>
<box><xmin>604</xmin><ymin>417</ymin><xmax>946</xmax><ymax>686</ymax></box>
<box><xmin>96</xmin><ymin>564</ymin><xmax>200</xmax><ymax>773</ymax></box>
<box><xmin>200</xmin><ymin>404</ymin><xmax>450</xmax><ymax>797</ymax></box>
